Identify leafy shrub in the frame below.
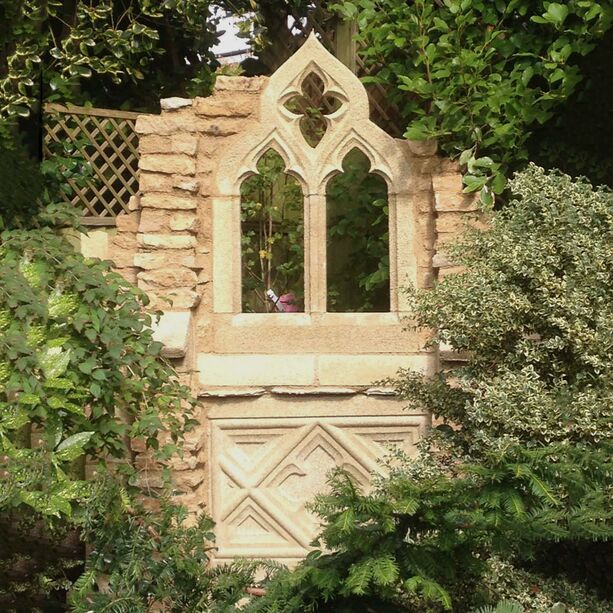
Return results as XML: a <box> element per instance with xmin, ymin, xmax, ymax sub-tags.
<box><xmin>69</xmin><ymin>478</ymin><xmax>254</xmax><ymax>613</ymax></box>
<box><xmin>332</xmin><ymin>0</ymin><xmax>613</xmax><ymax>203</ymax></box>
<box><xmin>245</xmin><ymin>166</ymin><xmax>613</xmax><ymax>611</ymax></box>
<box><xmin>479</xmin><ymin>557</ymin><xmax>613</xmax><ymax>613</ymax></box>
<box><xmin>0</xmin><ymin>205</ymin><xmax>253</xmax><ymax>609</ymax></box>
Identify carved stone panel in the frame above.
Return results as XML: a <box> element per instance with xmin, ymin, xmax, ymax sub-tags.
<box><xmin>210</xmin><ymin>413</ymin><xmax>424</xmax><ymax>563</ymax></box>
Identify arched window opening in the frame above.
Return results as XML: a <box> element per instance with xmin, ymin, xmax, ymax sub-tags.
<box><xmin>326</xmin><ymin>148</ymin><xmax>390</xmax><ymax>312</ymax></box>
<box><xmin>240</xmin><ymin>149</ymin><xmax>305</xmax><ymax>313</ymax></box>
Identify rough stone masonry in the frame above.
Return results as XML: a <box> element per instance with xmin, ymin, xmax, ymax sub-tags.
<box><xmin>103</xmin><ymin>35</ymin><xmax>484</xmax><ymax>564</ymax></box>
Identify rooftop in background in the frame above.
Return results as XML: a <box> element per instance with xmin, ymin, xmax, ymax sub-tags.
<box><xmin>213</xmin><ymin>16</ymin><xmax>252</xmax><ymax>64</ymax></box>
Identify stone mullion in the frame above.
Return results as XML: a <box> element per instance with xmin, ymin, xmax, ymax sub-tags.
<box><xmin>306</xmin><ymin>192</ymin><xmax>327</xmax><ymax>313</ymax></box>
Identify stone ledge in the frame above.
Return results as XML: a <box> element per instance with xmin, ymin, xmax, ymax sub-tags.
<box><xmin>213</xmin><ymin>76</ymin><xmax>269</xmax><ymax>91</ymax></box>
<box><xmin>199</xmin><ymin>387</ymin><xmax>266</xmax><ymax>398</ymax></box>
<box><xmin>151</xmin><ymin>311</ymin><xmax>191</xmax><ymax>359</ymax></box>
<box><xmin>364</xmin><ymin>386</ymin><xmax>397</xmax><ymax>396</ymax></box>
<box><xmin>270</xmin><ymin>386</ymin><xmax>358</xmax><ymax>396</ymax></box>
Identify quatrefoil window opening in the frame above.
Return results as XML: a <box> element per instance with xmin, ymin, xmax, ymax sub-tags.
<box><xmin>283</xmin><ymin>72</ymin><xmax>342</xmax><ymax>148</ymax></box>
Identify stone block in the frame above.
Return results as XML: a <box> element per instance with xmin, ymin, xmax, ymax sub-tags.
<box><xmin>436</xmin><ymin>232</ymin><xmax>460</xmax><ymax>248</ymax></box>
<box><xmin>135</xmin><ymin>114</ymin><xmax>199</xmax><ymax>135</ymax></box>
<box><xmin>139</xmin><ymin>154</ymin><xmax>196</xmax><ymax>175</ymax></box>
<box><xmin>160</xmin><ymin>97</ymin><xmax>192</xmax><ymax>111</ymax></box>
<box><xmin>199</xmin><ymin>120</ymin><xmax>244</xmax><ymax>137</ymax></box>
<box><xmin>152</xmin><ymin>311</ymin><xmax>191</xmax><ymax>358</ymax></box>
<box><xmin>406</xmin><ymin>139</ymin><xmax>437</xmax><ymax>157</ymax></box>
<box><xmin>114</xmin><ymin>267</ymin><xmax>139</xmax><ymax>284</ymax></box>
<box><xmin>199</xmin><ymin>387</ymin><xmax>266</xmax><ymax>398</ymax></box>
<box><xmin>213</xmin><ymin>76</ymin><xmax>268</xmax><ymax>91</ymax></box>
<box><xmin>438</xmin><ymin>159</ymin><xmax>462</xmax><ymax>175</ymax></box>
<box><xmin>138</xmin><ymin>208</ymin><xmax>170</xmax><ymax>233</ymax></box>
<box><xmin>146</xmin><ymin>288</ymin><xmax>201</xmax><ymax>310</ymax></box>
<box><xmin>436</xmin><ymin>212</ymin><xmax>469</xmax><ymax>235</ymax></box>
<box><xmin>170</xmin><ymin>212</ymin><xmax>199</xmax><ymax>232</ymax></box>
<box><xmin>80</xmin><ymin>229</ymin><xmax>113</xmax><ymax>259</ymax></box>
<box><xmin>194</xmin><ymin>93</ymin><xmax>255</xmax><ymax>118</ymax></box>
<box><xmin>112</xmin><ymin>233</ymin><xmax>137</xmax><ymax>250</ymax></box>
<box><xmin>271</xmin><ymin>386</ymin><xmax>357</xmax><ymax>396</ymax></box>
<box><xmin>432</xmin><ymin>173</ymin><xmax>463</xmax><ymax>194</ymax></box>
<box><xmin>110</xmin><ymin>249</ymin><xmax>136</xmax><ymax>269</ymax></box>
<box><xmin>211</xmin><ymin>315</ymin><xmax>425</xmax><ymax>355</ymax></box>
<box><xmin>139</xmin><ymin>134</ymin><xmax>198</xmax><ymax>156</ymax></box>
<box><xmin>198</xmin><ymin>354</ymin><xmax>316</xmax><ymax>386</ymax></box>
<box><xmin>140</xmin><ymin>193</ymin><xmax>197</xmax><ymax>210</ymax></box>
<box><xmin>434</xmin><ymin>191</ymin><xmax>479</xmax><ymax>213</ymax></box>
<box><xmin>170</xmin><ymin>134</ymin><xmax>198</xmax><ymax>156</ymax></box>
<box><xmin>138</xmin><ymin>233</ymin><xmax>196</xmax><ymax>250</ymax></box>
<box><xmin>128</xmin><ymin>194</ymin><xmax>141</xmax><ymax>211</ymax></box>
<box><xmin>173</xmin><ymin>177</ymin><xmax>200</xmax><ymax>193</ymax></box>
<box><xmin>432</xmin><ymin>252</ymin><xmax>456</xmax><ymax>269</ymax></box>
<box><xmin>115</xmin><ymin>213</ymin><xmax>139</xmax><ymax>232</ymax></box>
<box><xmin>196</xmin><ymin>156</ymin><xmax>215</xmax><ymax>174</ymax></box>
<box><xmin>139</xmin><ymin>172</ymin><xmax>174</xmax><ymax>193</ymax></box>
<box><xmin>193</xmin><ymin>255</ymin><xmax>208</xmax><ymax>270</ymax></box>
<box><xmin>317</xmin><ymin>354</ymin><xmax>433</xmax><ymax>386</ymax></box>
<box><xmin>138</xmin><ymin>267</ymin><xmax>198</xmax><ymax>288</ymax></box>
<box><xmin>133</xmin><ymin>251</ymin><xmax>196</xmax><ymax>270</ymax></box>
<box><xmin>174</xmin><ymin>469</ymin><xmax>204</xmax><ymax>490</ymax></box>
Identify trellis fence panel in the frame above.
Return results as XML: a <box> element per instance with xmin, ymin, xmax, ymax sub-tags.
<box><xmin>43</xmin><ymin>103</ymin><xmax>141</xmax><ymax>226</ymax></box>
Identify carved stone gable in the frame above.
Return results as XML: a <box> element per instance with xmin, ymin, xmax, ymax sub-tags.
<box><xmin>119</xmin><ymin>30</ymin><xmax>479</xmax><ymax>564</ymax></box>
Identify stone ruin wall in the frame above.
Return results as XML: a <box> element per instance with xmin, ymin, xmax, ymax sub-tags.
<box><xmin>91</xmin><ymin>37</ymin><xmax>482</xmax><ymax>564</ymax></box>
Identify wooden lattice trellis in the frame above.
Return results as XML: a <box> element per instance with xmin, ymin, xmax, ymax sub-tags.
<box><xmin>43</xmin><ymin>103</ymin><xmax>141</xmax><ymax>225</ymax></box>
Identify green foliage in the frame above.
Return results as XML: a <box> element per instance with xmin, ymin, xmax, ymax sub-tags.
<box><xmin>0</xmin><ymin>218</ymin><xmax>198</xmax><ymax>509</ymax></box>
<box><xmin>0</xmin><ymin>141</ymin><xmax>44</xmax><ymax>228</ymax></box>
<box><xmin>327</xmin><ymin>148</ymin><xmax>390</xmax><ymax>312</ymax></box>
<box><xmin>332</xmin><ymin>0</ymin><xmax>613</xmax><ymax>204</ymax></box>
<box><xmin>473</xmin><ymin>601</ymin><xmax>524</xmax><ymax>613</ymax></box>
<box><xmin>0</xmin><ymin>0</ymin><xmax>221</xmax><ymax>140</ymax></box>
<box><xmin>478</xmin><ymin>557</ymin><xmax>613</xmax><ymax>613</ymax></box>
<box><xmin>0</xmin><ymin>203</ymin><xmax>205</xmax><ymax>607</ymax></box>
<box><xmin>245</xmin><ymin>166</ymin><xmax>613</xmax><ymax>611</ymax></box>
<box><xmin>241</xmin><ymin>149</ymin><xmax>305</xmax><ymax>312</ymax></box>
<box><xmin>529</xmin><ymin>28</ymin><xmax>613</xmax><ymax>187</ymax></box>
<box><xmin>69</xmin><ymin>477</ymin><xmax>255</xmax><ymax>613</ymax></box>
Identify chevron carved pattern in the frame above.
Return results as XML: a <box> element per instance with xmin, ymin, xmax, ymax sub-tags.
<box><xmin>210</xmin><ymin>416</ymin><xmax>420</xmax><ymax>562</ymax></box>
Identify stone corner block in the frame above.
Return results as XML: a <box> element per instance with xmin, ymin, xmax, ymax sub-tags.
<box><xmin>152</xmin><ymin>311</ymin><xmax>192</xmax><ymax>359</ymax></box>
<box><xmin>213</xmin><ymin>76</ymin><xmax>269</xmax><ymax>92</ymax></box>
<box><xmin>406</xmin><ymin>139</ymin><xmax>438</xmax><ymax>157</ymax></box>
<box><xmin>161</xmin><ymin>97</ymin><xmax>193</xmax><ymax>112</ymax></box>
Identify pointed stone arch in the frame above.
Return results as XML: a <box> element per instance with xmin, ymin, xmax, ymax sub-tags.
<box><xmin>213</xmin><ymin>33</ymin><xmax>419</xmax><ymax>315</ymax></box>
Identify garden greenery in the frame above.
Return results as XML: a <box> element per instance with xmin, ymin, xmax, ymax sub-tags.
<box><xmin>0</xmin><ymin>202</ymin><xmax>256</xmax><ymax>609</ymax></box>
<box><xmin>0</xmin><ymin>0</ymin><xmax>223</xmax><ymax>140</ymax></box>
<box><xmin>243</xmin><ymin>165</ymin><xmax>613</xmax><ymax>612</ymax></box>
<box><xmin>332</xmin><ymin>0</ymin><xmax>613</xmax><ymax>203</ymax></box>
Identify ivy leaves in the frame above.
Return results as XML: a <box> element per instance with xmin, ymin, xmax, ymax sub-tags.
<box><xmin>333</xmin><ymin>0</ymin><xmax>613</xmax><ymax>205</ymax></box>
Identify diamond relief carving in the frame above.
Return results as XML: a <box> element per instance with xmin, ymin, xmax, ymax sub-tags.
<box><xmin>211</xmin><ymin>416</ymin><xmax>421</xmax><ymax>562</ymax></box>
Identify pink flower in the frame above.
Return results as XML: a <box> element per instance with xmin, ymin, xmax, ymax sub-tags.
<box><xmin>279</xmin><ymin>293</ymin><xmax>299</xmax><ymax>312</ymax></box>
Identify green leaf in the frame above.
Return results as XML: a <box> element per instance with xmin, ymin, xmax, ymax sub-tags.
<box><xmin>18</xmin><ymin>393</ymin><xmax>40</xmax><ymax>405</ymax></box>
<box><xmin>546</xmin><ymin>3</ymin><xmax>569</xmax><ymax>25</ymax></box>
<box><xmin>39</xmin><ymin>347</ymin><xmax>71</xmax><ymax>379</ymax></box>
<box><xmin>55</xmin><ymin>432</ymin><xmax>93</xmax><ymax>462</ymax></box>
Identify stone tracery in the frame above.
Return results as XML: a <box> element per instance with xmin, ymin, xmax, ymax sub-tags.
<box><xmin>114</xmin><ymin>30</ymin><xmax>480</xmax><ymax>564</ymax></box>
